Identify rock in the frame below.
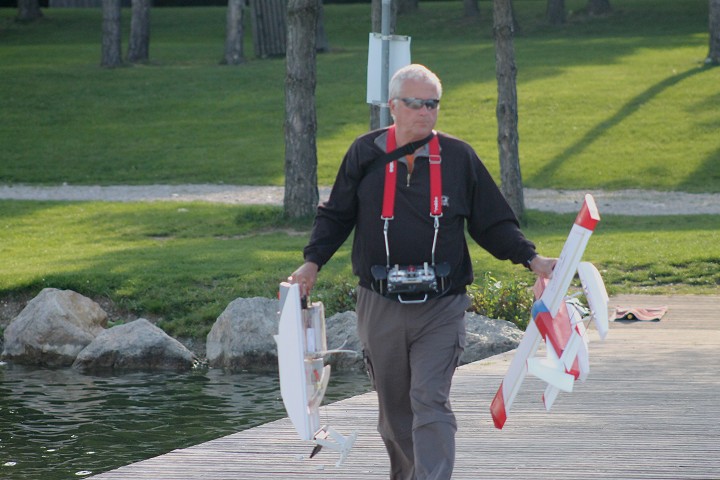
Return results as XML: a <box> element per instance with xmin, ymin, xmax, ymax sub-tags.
<box><xmin>206</xmin><ymin>297</ymin><xmax>279</xmax><ymax>371</ymax></box>
<box><xmin>1</xmin><ymin>288</ymin><xmax>107</xmax><ymax>366</ymax></box>
<box><xmin>73</xmin><ymin>318</ymin><xmax>196</xmax><ymax>371</ymax></box>
<box><xmin>205</xmin><ymin>294</ymin><xmax>524</xmax><ymax>372</ymax></box>
<box><xmin>324</xmin><ymin>311</ymin><xmax>523</xmax><ymax>371</ymax></box>
<box><xmin>461</xmin><ymin>312</ymin><xmax>523</xmax><ymax>365</ymax></box>
<box><xmin>325</xmin><ymin>311</ymin><xmax>364</xmax><ymax>371</ymax></box>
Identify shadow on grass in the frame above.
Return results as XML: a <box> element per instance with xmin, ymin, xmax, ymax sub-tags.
<box><xmin>527</xmin><ymin>65</ymin><xmax>712</xmax><ymax>186</ymax></box>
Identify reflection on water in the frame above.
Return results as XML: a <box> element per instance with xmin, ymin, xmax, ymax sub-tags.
<box><xmin>0</xmin><ymin>362</ymin><xmax>371</xmax><ymax>479</ymax></box>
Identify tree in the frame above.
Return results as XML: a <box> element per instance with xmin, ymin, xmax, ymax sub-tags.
<box><xmin>250</xmin><ymin>0</ymin><xmax>287</xmax><ymax>58</ymax></box>
<box><xmin>586</xmin><ymin>0</ymin><xmax>611</xmax><ymax>16</ymax></box>
<box><xmin>546</xmin><ymin>0</ymin><xmax>565</xmax><ymax>25</ymax></box>
<box><xmin>464</xmin><ymin>0</ymin><xmax>480</xmax><ymax>18</ymax></box>
<box><xmin>493</xmin><ymin>0</ymin><xmax>524</xmax><ymax>219</ymax></box>
<box><xmin>17</xmin><ymin>0</ymin><xmax>42</xmax><ymax>22</ymax></box>
<box><xmin>284</xmin><ymin>0</ymin><xmax>320</xmax><ymax>218</ymax></box>
<box><xmin>397</xmin><ymin>0</ymin><xmax>418</xmax><ymax>15</ymax></box>
<box><xmin>709</xmin><ymin>0</ymin><xmax>720</xmax><ymax>65</ymax></box>
<box><xmin>223</xmin><ymin>0</ymin><xmax>247</xmax><ymax>65</ymax></box>
<box><xmin>248</xmin><ymin>0</ymin><xmax>328</xmax><ymax>58</ymax></box>
<box><xmin>127</xmin><ymin>0</ymin><xmax>151</xmax><ymax>63</ymax></box>
<box><xmin>101</xmin><ymin>0</ymin><xmax>123</xmax><ymax>68</ymax></box>
<box><xmin>316</xmin><ymin>0</ymin><xmax>330</xmax><ymax>53</ymax></box>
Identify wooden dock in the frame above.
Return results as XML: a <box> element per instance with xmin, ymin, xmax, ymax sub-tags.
<box><xmin>93</xmin><ymin>294</ymin><xmax>720</xmax><ymax>479</ymax></box>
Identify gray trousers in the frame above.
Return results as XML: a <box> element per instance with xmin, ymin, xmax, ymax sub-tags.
<box><xmin>356</xmin><ymin>287</ymin><xmax>469</xmax><ymax>480</ymax></box>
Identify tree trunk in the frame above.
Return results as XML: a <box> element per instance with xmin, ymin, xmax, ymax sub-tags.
<box><xmin>397</xmin><ymin>0</ymin><xmax>418</xmax><ymax>15</ymax></box>
<box><xmin>586</xmin><ymin>0</ymin><xmax>611</xmax><ymax>16</ymax></box>
<box><xmin>546</xmin><ymin>0</ymin><xmax>565</xmax><ymax>25</ymax></box>
<box><xmin>371</xmin><ymin>0</ymin><xmax>398</xmax><ymax>33</ymax></box>
<box><xmin>250</xmin><ymin>0</ymin><xmax>287</xmax><ymax>58</ymax></box>
<box><xmin>369</xmin><ymin>0</ymin><xmax>398</xmax><ymax>131</ymax></box>
<box><xmin>101</xmin><ymin>0</ymin><xmax>123</xmax><ymax>68</ymax></box>
<box><xmin>249</xmin><ymin>0</ymin><xmax>327</xmax><ymax>59</ymax></box>
<box><xmin>493</xmin><ymin>0</ymin><xmax>524</xmax><ymax>219</ymax></box>
<box><xmin>708</xmin><ymin>0</ymin><xmax>720</xmax><ymax>65</ymax></box>
<box><xmin>464</xmin><ymin>0</ymin><xmax>480</xmax><ymax>18</ymax></box>
<box><xmin>284</xmin><ymin>0</ymin><xmax>320</xmax><ymax>218</ymax></box>
<box><xmin>17</xmin><ymin>0</ymin><xmax>43</xmax><ymax>22</ymax></box>
<box><xmin>316</xmin><ymin>1</ymin><xmax>330</xmax><ymax>53</ymax></box>
<box><xmin>223</xmin><ymin>0</ymin><xmax>246</xmax><ymax>65</ymax></box>
<box><xmin>127</xmin><ymin>0</ymin><xmax>150</xmax><ymax>63</ymax></box>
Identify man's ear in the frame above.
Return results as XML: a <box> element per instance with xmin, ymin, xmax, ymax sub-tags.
<box><xmin>388</xmin><ymin>98</ymin><xmax>397</xmax><ymax>118</ymax></box>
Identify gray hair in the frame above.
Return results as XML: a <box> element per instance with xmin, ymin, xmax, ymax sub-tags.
<box><xmin>388</xmin><ymin>64</ymin><xmax>443</xmax><ymax>100</ymax></box>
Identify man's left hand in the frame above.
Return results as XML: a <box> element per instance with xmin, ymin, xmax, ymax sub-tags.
<box><xmin>529</xmin><ymin>255</ymin><xmax>556</xmax><ymax>278</ymax></box>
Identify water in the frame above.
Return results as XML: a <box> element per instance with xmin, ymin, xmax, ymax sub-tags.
<box><xmin>0</xmin><ymin>362</ymin><xmax>371</xmax><ymax>479</ymax></box>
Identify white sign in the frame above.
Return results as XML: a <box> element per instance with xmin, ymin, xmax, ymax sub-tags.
<box><xmin>366</xmin><ymin>33</ymin><xmax>412</xmax><ymax>105</ymax></box>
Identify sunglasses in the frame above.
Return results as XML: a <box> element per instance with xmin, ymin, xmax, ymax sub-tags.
<box><xmin>398</xmin><ymin>97</ymin><xmax>441</xmax><ymax>110</ymax></box>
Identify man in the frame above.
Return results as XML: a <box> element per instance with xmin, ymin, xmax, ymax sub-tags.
<box><xmin>289</xmin><ymin>64</ymin><xmax>555</xmax><ymax>479</ymax></box>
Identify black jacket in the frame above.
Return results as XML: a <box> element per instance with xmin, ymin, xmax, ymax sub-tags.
<box><xmin>303</xmin><ymin>128</ymin><xmax>536</xmax><ymax>295</ymax></box>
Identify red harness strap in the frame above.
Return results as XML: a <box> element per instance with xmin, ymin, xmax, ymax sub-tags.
<box><xmin>382</xmin><ymin>126</ymin><xmax>442</xmax><ymax>220</ymax></box>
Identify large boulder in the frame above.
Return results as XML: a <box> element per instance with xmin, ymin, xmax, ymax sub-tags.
<box><xmin>1</xmin><ymin>288</ymin><xmax>107</xmax><ymax>366</ymax></box>
<box><xmin>325</xmin><ymin>311</ymin><xmax>364</xmax><ymax>371</ymax></box>
<box><xmin>325</xmin><ymin>310</ymin><xmax>523</xmax><ymax>371</ymax></box>
<box><xmin>73</xmin><ymin>318</ymin><xmax>196</xmax><ymax>371</ymax></box>
<box><xmin>206</xmin><ymin>297</ymin><xmax>279</xmax><ymax>371</ymax></box>
<box><xmin>205</xmin><ymin>295</ymin><xmax>524</xmax><ymax>373</ymax></box>
<box><xmin>461</xmin><ymin>312</ymin><xmax>523</xmax><ymax>365</ymax></box>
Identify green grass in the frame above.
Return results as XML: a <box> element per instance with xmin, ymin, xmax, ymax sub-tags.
<box><xmin>0</xmin><ymin>200</ymin><xmax>717</xmax><ymax>337</ymax></box>
<box><xmin>0</xmin><ymin>1</ymin><xmax>718</xmax><ymax>338</ymax></box>
<box><xmin>1</xmin><ymin>1</ymin><xmax>718</xmax><ymax>191</ymax></box>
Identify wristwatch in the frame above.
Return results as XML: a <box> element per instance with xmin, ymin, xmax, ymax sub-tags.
<box><xmin>523</xmin><ymin>253</ymin><xmax>538</xmax><ymax>270</ymax></box>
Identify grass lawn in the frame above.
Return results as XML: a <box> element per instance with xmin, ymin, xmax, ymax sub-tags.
<box><xmin>0</xmin><ymin>1</ymin><xmax>718</xmax><ymax>338</ymax></box>
<box><xmin>0</xmin><ymin>1</ymin><xmax>718</xmax><ymax>190</ymax></box>
<box><xmin>0</xmin><ymin>200</ymin><xmax>717</xmax><ymax>337</ymax></box>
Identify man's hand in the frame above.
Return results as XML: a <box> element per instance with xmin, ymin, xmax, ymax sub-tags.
<box><xmin>288</xmin><ymin>262</ymin><xmax>319</xmax><ymax>297</ymax></box>
<box><xmin>529</xmin><ymin>255</ymin><xmax>556</xmax><ymax>279</ymax></box>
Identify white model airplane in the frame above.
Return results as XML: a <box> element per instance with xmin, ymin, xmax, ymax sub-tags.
<box><xmin>275</xmin><ymin>282</ymin><xmax>358</xmax><ymax>466</ymax></box>
<box><xmin>490</xmin><ymin>194</ymin><xmax>609</xmax><ymax>429</ymax></box>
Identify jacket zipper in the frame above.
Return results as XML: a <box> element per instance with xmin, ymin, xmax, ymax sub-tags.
<box><xmin>405</xmin><ymin>155</ymin><xmax>415</xmax><ymax>187</ymax></box>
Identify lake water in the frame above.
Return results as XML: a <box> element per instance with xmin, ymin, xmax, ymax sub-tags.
<box><xmin>0</xmin><ymin>362</ymin><xmax>371</xmax><ymax>479</ymax></box>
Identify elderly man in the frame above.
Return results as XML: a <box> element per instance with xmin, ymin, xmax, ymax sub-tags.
<box><xmin>290</xmin><ymin>64</ymin><xmax>554</xmax><ymax>479</ymax></box>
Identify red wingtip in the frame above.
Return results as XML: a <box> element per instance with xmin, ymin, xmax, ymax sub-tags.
<box><xmin>574</xmin><ymin>194</ymin><xmax>601</xmax><ymax>231</ymax></box>
<box><xmin>490</xmin><ymin>386</ymin><xmax>508</xmax><ymax>429</ymax></box>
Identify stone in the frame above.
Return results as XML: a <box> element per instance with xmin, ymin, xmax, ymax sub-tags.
<box><xmin>324</xmin><ymin>310</ymin><xmax>523</xmax><ymax>371</ymax></box>
<box><xmin>1</xmin><ymin>288</ymin><xmax>107</xmax><ymax>366</ymax></box>
<box><xmin>462</xmin><ymin>312</ymin><xmax>523</xmax><ymax>365</ymax></box>
<box><xmin>206</xmin><ymin>297</ymin><xmax>279</xmax><ymax>371</ymax></box>
<box><xmin>207</xmin><ymin>296</ymin><xmax>524</xmax><ymax>373</ymax></box>
<box><xmin>325</xmin><ymin>311</ymin><xmax>364</xmax><ymax>371</ymax></box>
<box><xmin>73</xmin><ymin>318</ymin><xmax>196</xmax><ymax>371</ymax></box>
<box><xmin>325</xmin><ymin>312</ymin><xmax>523</xmax><ymax>370</ymax></box>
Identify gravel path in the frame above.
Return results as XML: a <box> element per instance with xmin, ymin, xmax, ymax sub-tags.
<box><xmin>1</xmin><ymin>184</ymin><xmax>718</xmax><ymax>215</ymax></box>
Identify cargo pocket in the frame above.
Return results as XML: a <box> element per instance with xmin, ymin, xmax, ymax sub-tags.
<box><xmin>455</xmin><ymin>329</ymin><xmax>466</xmax><ymax>368</ymax></box>
<box><xmin>363</xmin><ymin>349</ymin><xmax>377</xmax><ymax>391</ymax></box>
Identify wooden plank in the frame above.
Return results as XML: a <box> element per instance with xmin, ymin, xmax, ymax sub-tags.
<box><xmin>92</xmin><ymin>295</ymin><xmax>720</xmax><ymax>479</ymax></box>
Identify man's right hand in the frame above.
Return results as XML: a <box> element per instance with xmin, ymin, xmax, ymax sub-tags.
<box><xmin>287</xmin><ymin>262</ymin><xmax>319</xmax><ymax>297</ymax></box>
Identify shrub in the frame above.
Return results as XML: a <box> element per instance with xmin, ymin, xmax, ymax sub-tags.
<box><xmin>312</xmin><ymin>280</ymin><xmax>357</xmax><ymax>316</ymax></box>
<box><xmin>312</xmin><ymin>271</ymin><xmax>535</xmax><ymax>332</ymax></box>
<box><xmin>466</xmin><ymin>272</ymin><xmax>534</xmax><ymax>330</ymax></box>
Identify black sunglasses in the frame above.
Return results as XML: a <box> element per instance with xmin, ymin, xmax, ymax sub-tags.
<box><xmin>398</xmin><ymin>97</ymin><xmax>440</xmax><ymax>110</ymax></box>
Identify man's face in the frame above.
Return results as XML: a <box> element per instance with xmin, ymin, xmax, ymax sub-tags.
<box><xmin>389</xmin><ymin>78</ymin><xmax>440</xmax><ymax>143</ymax></box>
